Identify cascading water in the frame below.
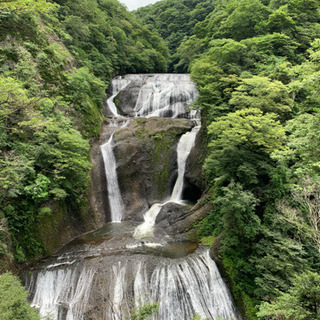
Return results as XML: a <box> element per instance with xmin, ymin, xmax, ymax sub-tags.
<box><xmin>107</xmin><ymin>78</ymin><xmax>131</xmax><ymax>117</ymax></box>
<box><xmin>133</xmin><ymin>124</ymin><xmax>200</xmax><ymax>239</ymax></box>
<box><xmin>171</xmin><ymin>125</ymin><xmax>200</xmax><ymax>201</ymax></box>
<box><xmin>134</xmin><ymin>76</ymin><xmax>198</xmax><ymax>119</ymax></box>
<box><xmin>101</xmin><ymin>133</ymin><xmax>124</xmax><ymax>222</ymax></box>
<box><xmin>101</xmin><ymin>77</ymin><xmax>131</xmax><ymax>222</ymax></box>
<box><xmin>24</xmin><ymin>74</ymin><xmax>241</xmax><ymax>320</ymax></box>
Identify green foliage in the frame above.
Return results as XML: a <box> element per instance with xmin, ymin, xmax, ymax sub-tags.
<box><xmin>0</xmin><ymin>0</ymin><xmax>58</xmax><ymax>14</ymax></box>
<box><xmin>191</xmin><ymin>314</ymin><xmax>210</xmax><ymax>320</ymax></box>
<box><xmin>130</xmin><ymin>303</ymin><xmax>158</xmax><ymax>320</ymax></box>
<box><xmin>135</xmin><ymin>0</ymin><xmax>214</xmax><ymax>70</ymax></box>
<box><xmin>274</xmin><ymin>113</ymin><xmax>320</xmax><ymax>177</ymax></box>
<box><xmin>252</xmin><ymin>227</ymin><xmax>310</xmax><ymax>299</ymax></box>
<box><xmin>173</xmin><ymin>0</ymin><xmax>320</xmax><ymax>318</ymax></box>
<box><xmin>56</xmin><ymin>0</ymin><xmax>169</xmax><ymax>79</ymax></box>
<box><xmin>229</xmin><ymin>76</ymin><xmax>293</xmax><ymax>119</ymax></box>
<box><xmin>0</xmin><ymin>272</ymin><xmax>40</xmax><ymax>320</ymax></box>
<box><xmin>204</xmin><ymin>108</ymin><xmax>286</xmax><ymax>190</ymax></box>
<box><xmin>258</xmin><ymin>271</ymin><xmax>320</xmax><ymax>319</ymax></box>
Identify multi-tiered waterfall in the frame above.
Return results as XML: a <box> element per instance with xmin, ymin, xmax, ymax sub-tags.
<box><xmin>24</xmin><ymin>74</ymin><xmax>240</xmax><ymax>320</ymax></box>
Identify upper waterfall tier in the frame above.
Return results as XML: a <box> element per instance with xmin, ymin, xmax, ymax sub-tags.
<box><xmin>97</xmin><ymin>74</ymin><xmax>201</xmax><ymax>223</ymax></box>
<box><xmin>104</xmin><ymin>74</ymin><xmax>199</xmax><ymax>120</ymax></box>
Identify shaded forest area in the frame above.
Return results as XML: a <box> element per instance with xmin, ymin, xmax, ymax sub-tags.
<box><xmin>1</xmin><ymin>0</ymin><xmax>320</xmax><ymax>319</ymax></box>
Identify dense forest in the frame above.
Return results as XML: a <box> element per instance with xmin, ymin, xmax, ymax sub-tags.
<box><xmin>1</xmin><ymin>0</ymin><xmax>320</xmax><ymax>319</ymax></box>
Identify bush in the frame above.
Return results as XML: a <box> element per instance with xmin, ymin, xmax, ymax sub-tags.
<box><xmin>0</xmin><ymin>272</ymin><xmax>40</xmax><ymax>320</ymax></box>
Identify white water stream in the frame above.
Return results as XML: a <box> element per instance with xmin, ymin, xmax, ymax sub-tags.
<box><xmin>171</xmin><ymin>125</ymin><xmax>200</xmax><ymax>201</ymax></box>
<box><xmin>107</xmin><ymin>78</ymin><xmax>131</xmax><ymax>117</ymax></box>
<box><xmin>26</xmin><ymin>249</ymin><xmax>239</xmax><ymax>320</ymax></box>
<box><xmin>101</xmin><ymin>133</ymin><xmax>124</xmax><ymax>222</ymax></box>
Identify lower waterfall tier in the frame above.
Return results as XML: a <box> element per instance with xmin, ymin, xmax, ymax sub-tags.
<box><xmin>24</xmin><ymin>222</ymin><xmax>240</xmax><ymax>320</ymax></box>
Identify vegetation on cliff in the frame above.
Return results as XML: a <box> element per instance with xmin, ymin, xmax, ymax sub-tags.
<box><xmin>0</xmin><ymin>272</ymin><xmax>40</xmax><ymax>320</ymax></box>
<box><xmin>135</xmin><ymin>0</ymin><xmax>214</xmax><ymax>70</ymax></box>
<box><xmin>0</xmin><ymin>0</ymin><xmax>169</xmax><ymax>270</ymax></box>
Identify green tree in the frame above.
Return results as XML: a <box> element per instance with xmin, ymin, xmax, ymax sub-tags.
<box><xmin>0</xmin><ymin>0</ymin><xmax>57</xmax><ymax>13</ymax></box>
<box><xmin>0</xmin><ymin>272</ymin><xmax>40</xmax><ymax>320</ymax></box>
<box><xmin>258</xmin><ymin>271</ymin><xmax>320</xmax><ymax>319</ymax></box>
<box><xmin>130</xmin><ymin>303</ymin><xmax>158</xmax><ymax>320</ymax></box>
<box><xmin>205</xmin><ymin>108</ymin><xmax>286</xmax><ymax>187</ymax></box>
<box><xmin>273</xmin><ymin>113</ymin><xmax>320</xmax><ymax>177</ymax></box>
<box><xmin>229</xmin><ymin>76</ymin><xmax>293</xmax><ymax>119</ymax></box>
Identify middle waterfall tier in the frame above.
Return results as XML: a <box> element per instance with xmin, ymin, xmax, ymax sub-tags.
<box><xmin>101</xmin><ymin>133</ymin><xmax>124</xmax><ymax>222</ymax></box>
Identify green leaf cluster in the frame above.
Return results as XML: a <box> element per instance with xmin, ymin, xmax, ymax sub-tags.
<box><xmin>0</xmin><ymin>272</ymin><xmax>40</xmax><ymax>320</ymax></box>
<box><xmin>135</xmin><ymin>0</ymin><xmax>214</xmax><ymax>71</ymax></box>
<box><xmin>55</xmin><ymin>0</ymin><xmax>169</xmax><ymax>78</ymax></box>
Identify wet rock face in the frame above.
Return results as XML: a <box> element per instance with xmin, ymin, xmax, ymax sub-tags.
<box><xmin>114</xmin><ymin>78</ymin><xmax>143</xmax><ymax>116</ymax></box>
<box><xmin>113</xmin><ymin>117</ymin><xmax>194</xmax><ymax>221</ymax></box>
<box><xmin>90</xmin><ymin>117</ymin><xmax>195</xmax><ymax>225</ymax></box>
<box><xmin>185</xmin><ymin>124</ymin><xmax>207</xmax><ymax>195</ymax></box>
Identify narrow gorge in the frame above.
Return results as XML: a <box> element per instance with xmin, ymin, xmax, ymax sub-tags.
<box><xmin>24</xmin><ymin>74</ymin><xmax>240</xmax><ymax>320</ymax></box>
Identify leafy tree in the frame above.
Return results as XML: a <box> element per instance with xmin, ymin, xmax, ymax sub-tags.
<box><xmin>135</xmin><ymin>0</ymin><xmax>214</xmax><ymax>69</ymax></box>
<box><xmin>273</xmin><ymin>113</ymin><xmax>320</xmax><ymax>177</ymax></box>
<box><xmin>229</xmin><ymin>76</ymin><xmax>293</xmax><ymax>119</ymax></box>
<box><xmin>258</xmin><ymin>271</ymin><xmax>320</xmax><ymax>319</ymax></box>
<box><xmin>0</xmin><ymin>0</ymin><xmax>57</xmax><ymax>13</ymax></box>
<box><xmin>252</xmin><ymin>228</ymin><xmax>309</xmax><ymax>300</ymax></box>
<box><xmin>0</xmin><ymin>272</ymin><xmax>40</xmax><ymax>320</ymax></box>
<box><xmin>289</xmin><ymin>39</ymin><xmax>320</xmax><ymax>112</ymax></box>
<box><xmin>217</xmin><ymin>0</ymin><xmax>269</xmax><ymax>40</ymax></box>
<box><xmin>130</xmin><ymin>303</ymin><xmax>158</xmax><ymax>320</ymax></box>
<box><xmin>277</xmin><ymin>176</ymin><xmax>320</xmax><ymax>254</ymax></box>
<box><xmin>205</xmin><ymin>108</ymin><xmax>286</xmax><ymax>187</ymax></box>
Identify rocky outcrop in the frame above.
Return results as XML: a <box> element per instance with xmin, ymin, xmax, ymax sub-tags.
<box><xmin>90</xmin><ymin>117</ymin><xmax>195</xmax><ymax>224</ymax></box>
<box><xmin>155</xmin><ymin>195</ymin><xmax>213</xmax><ymax>237</ymax></box>
<box><xmin>184</xmin><ymin>123</ymin><xmax>207</xmax><ymax>200</ymax></box>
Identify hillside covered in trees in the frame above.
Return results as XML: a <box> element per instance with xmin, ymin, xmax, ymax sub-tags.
<box><xmin>1</xmin><ymin>0</ymin><xmax>320</xmax><ymax>319</ymax></box>
<box><xmin>0</xmin><ymin>0</ymin><xmax>168</xmax><ymax>270</ymax></box>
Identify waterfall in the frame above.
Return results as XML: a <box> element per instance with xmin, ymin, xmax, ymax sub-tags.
<box><xmin>134</xmin><ymin>76</ymin><xmax>198</xmax><ymax>119</ymax></box>
<box><xmin>171</xmin><ymin>125</ymin><xmax>200</xmax><ymax>202</ymax></box>
<box><xmin>133</xmin><ymin>125</ymin><xmax>200</xmax><ymax>239</ymax></box>
<box><xmin>101</xmin><ymin>76</ymin><xmax>131</xmax><ymax>222</ymax></box>
<box><xmin>107</xmin><ymin>78</ymin><xmax>131</xmax><ymax>117</ymax></box>
<box><xmin>26</xmin><ymin>249</ymin><xmax>239</xmax><ymax>320</ymax></box>
<box><xmin>148</xmin><ymin>250</ymin><xmax>238</xmax><ymax>320</ymax></box>
<box><xmin>27</xmin><ymin>264</ymin><xmax>96</xmax><ymax>320</ymax></box>
<box><xmin>133</xmin><ymin>203</ymin><xmax>164</xmax><ymax>239</ymax></box>
<box><xmin>25</xmin><ymin>74</ymin><xmax>241</xmax><ymax>320</ymax></box>
<box><xmin>101</xmin><ymin>133</ymin><xmax>124</xmax><ymax>222</ymax></box>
